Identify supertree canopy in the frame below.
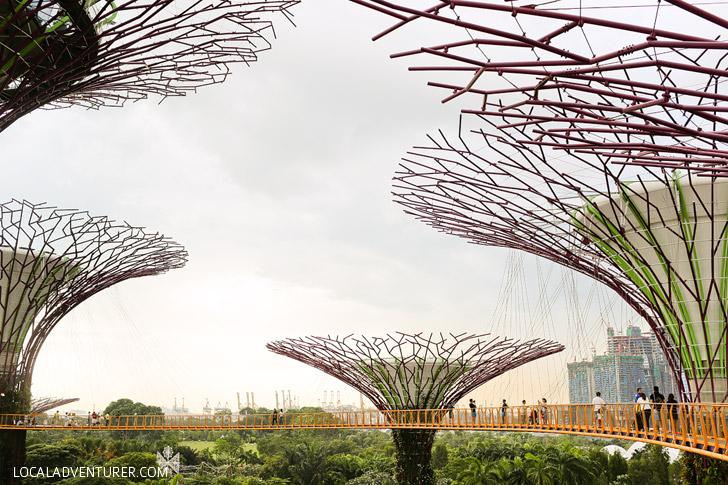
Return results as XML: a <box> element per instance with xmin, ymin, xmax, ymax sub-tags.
<box><xmin>268</xmin><ymin>332</ymin><xmax>564</xmax><ymax>485</ymax></box>
<box><xmin>350</xmin><ymin>0</ymin><xmax>728</xmax><ymax>176</ymax></box>
<box><xmin>0</xmin><ymin>199</ymin><xmax>186</xmax><ymax>478</ymax></box>
<box><xmin>0</xmin><ymin>0</ymin><xmax>298</xmax><ymax>131</ymax></box>
<box><xmin>346</xmin><ymin>0</ymin><xmax>728</xmax><ymax>403</ymax></box>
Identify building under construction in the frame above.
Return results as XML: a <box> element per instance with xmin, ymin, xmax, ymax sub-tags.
<box><xmin>568</xmin><ymin>326</ymin><xmax>680</xmax><ymax>403</ymax></box>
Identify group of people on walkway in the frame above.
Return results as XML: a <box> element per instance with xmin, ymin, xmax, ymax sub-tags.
<box><xmin>461</xmin><ymin>386</ymin><xmax>685</xmax><ymax>434</ymax></box>
<box><xmin>502</xmin><ymin>398</ymin><xmax>550</xmax><ymax>425</ymax></box>
<box><xmin>461</xmin><ymin>398</ymin><xmax>551</xmax><ymax>426</ymax></box>
<box><xmin>270</xmin><ymin>408</ymin><xmax>285</xmax><ymax>426</ymax></box>
<box><xmin>590</xmin><ymin>386</ymin><xmax>681</xmax><ymax>433</ymax></box>
<box><xmin>15</xmin><ymin>411</ymin><xmax>112</xmax><ymax>427</ymax></box>
<box><xmin>633</xmin><ymin>386</ymin><xmax>680</xmax><ymax>432</ymax></box>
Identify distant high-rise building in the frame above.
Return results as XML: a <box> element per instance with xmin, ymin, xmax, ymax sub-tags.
<box><xmin>568</xmin><ymin>326</ymin><xmax>679</xmax><ymax>404</ymax></box>
<box><xmin>567</xmin><ymin>361</ymin><xmax>594</xmax><ymax>404</ymax></box>
<box><xmin>607</xmin><ymin>326</ymin><xmax>679</xmax><ymax>398</ymax></box>
<box><xmin>593</xmin><ymin>355</ymin><xmax>647</xmax><ymax>404</ymax></box>
<box><xmin>568</xmin><ymin>354</ymin><xmax>647</xmax><ymax>404</ymax></box>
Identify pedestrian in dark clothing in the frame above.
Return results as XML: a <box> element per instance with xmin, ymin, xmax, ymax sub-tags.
<box><xmin>650</xmin><ymin>386</ymin><xmax>665</xmax><ymax>432</ymax></box>
<box><xmin>666</xmin><ymin>393</ymin><xmax>680</xmax><ymax>432</ymax></box>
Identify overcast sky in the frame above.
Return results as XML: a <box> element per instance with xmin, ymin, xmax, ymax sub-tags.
<box><xmin>3</xmin><ymin>0</ymin><xmax>641</xmax><ymax>414</ymax></box>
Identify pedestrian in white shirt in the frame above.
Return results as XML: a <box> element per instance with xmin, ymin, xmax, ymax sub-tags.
<box><xmin>591</xmin><ymin>391</ymin><xmax>606</xmax><ymax>427</ymax></box>
<box><xmin>636</xmin><ymin>392</ymin><xmax>651</xmax><ymax>431</ymax></box>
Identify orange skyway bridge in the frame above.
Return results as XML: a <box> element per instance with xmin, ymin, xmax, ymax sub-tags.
<box><xmin>3</xmin><ymin>403</ymin><xmax>728</xmax><ymax>461</ymax></box>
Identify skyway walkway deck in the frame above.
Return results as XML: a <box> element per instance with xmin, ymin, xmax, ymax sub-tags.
<box><xmin>3</xmin><ymin>403</ymin><xmax>728</xmax><ymax>461</ymax></box>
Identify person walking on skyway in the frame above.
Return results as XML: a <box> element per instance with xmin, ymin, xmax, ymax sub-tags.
<box><xmin>667</xmin><ymin>393</ymin><xmax>680</xmax><ymax>433</ymax></box>
<box><xmin>636</xmin><ymin>392</ymin><xmax>651</xmax><ymax>432</ymax></box>
<box><xmin>520</xmin><ymin>400</ymin><xmax>527</xmax><ymax>426</ymax></box>
<box><xmin>501</xmin><ymin>399</ymin><xmax>508</xmax><ymax>425</ymax></box>
<box><xmin>540</xmin><ymin>398</ymin><xmax>548</xmax><ymax>426</ymax></box>
<box><xmin>592</xmin><ymin>392</ymin><xmax>606</xmax><ymax>427</ymax></box>
<box><xmin>650</xmin><ymin>386</ymin><xmax>665</xmax><ymax>433</ymax></box>
<box><xmin>469</xmin><ymin>399</ymin><xmax>477</xmax><ymax>424</ymax></box>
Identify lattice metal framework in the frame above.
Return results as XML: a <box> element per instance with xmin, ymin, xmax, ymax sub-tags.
<box><xmin>29</xmin><ymin>396</ymin><xmax>78</xmax><ymax>415</ymax></box>
<box><xmin>269</xmin><ymin>332</ymin><xmax>563</xmax><ymax>484</ymax></box>
<box><xmin>0</xmin><ymin>0</ymin><xmax>298</xmax><ymax>131</ymax></box>
<box><xmin>268</xmin><ymin>332</ymin><xmax>564</xmax><ymax>411</ymax></box>
<box><xmin>348</xmin><ymin>0</ymin><xmax>728</xmax><ymax>403</ymax></box>
<box><xmin>0</xmin><ymin>199</ymin><xmax>187</xmax><ymax>409</ymax></box>
<box><xmin>350</xmin><ymin>0</ymin><xmax>728</xmax><ymax>176</ymax></box>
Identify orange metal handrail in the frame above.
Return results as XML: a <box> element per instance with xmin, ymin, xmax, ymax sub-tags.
<box><xmin>2</xmin><ymin>403</ymin><xmax>727</xmax><ymax>461</ymax></box>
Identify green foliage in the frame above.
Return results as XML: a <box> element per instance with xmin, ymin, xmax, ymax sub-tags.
<box><xmin>346</xmin><ymin>469</ymin><xmax>396</xmax><ymax>485</ymax></box>
<box><xmin>22</xmin><ymin>421</ymin><xmax>692</xmax><ymax>485</ymax></box>
<box><xmin>0</xmin><ymin>387</ymin><xmax>31</xmax><ymax>414</ymax></box>
<box><xmin>525</xmin><ymin>452</ymin><xmax>556</xmax><ymax>485</ymax></box>
<box><xmin>143</xmin><ymin>475</ymin><xmax>184</xmax><ymax>485</ymax></box>
<box><xmin>681</xmin><ymin>451</ymin><xmax>728</xmax><ymax>484</ymax></box>
<box><xmin>104</xmin><ymin>452</ymin><xmax>158</xmax><ymax>483</ymax></box>
<box><xmin>328</xmin><ymin>453</ymin><xmax>364</xmax><ymax>481</ymax></box>
<box><xmin>101</xmin><ymin>399</ymin><xmax>164</xmax><ymax>442</ymax></box>
<box><xmin>25</xmin><ymin>442</ymin><xmax>85</xmax><ymax>474</ymax></box>
<box><xmin>438</xmin><ymin>455</ymin><xmax>471</xmax><ymax>482</ymax></box>
<box><xmin>103</xmin><ymin>399</ymin><xmax>163</xmax><ymax>418</ymax></box>
<box><xmin>175</xmin><ymin>444</ymin><xmax>201</xmax><ymax>466</ymax></box>
<box><xmin>627</xmin><ymin>445</ymin><xmax>670</xmax><ymax>485</ymax></box>
<box><xmin>607</xmin><ymin>452</ymin><xmax>629</xmax><ymax>483</ymax></box>
<box><xmin>284</xmin><ymin>442</ymin><xmax>335</xmax><ymax>484</ymax></box>
<box><xmin>453</xmin><ymin>456</ymin><xmax>491</xmax><ymax>484</ymax></box>
<box><xmin>54</xmin><ymin>477</ymin><xmax>133</xmax><ymax>485</ymax></box>
<box><xmin>432</xmin><ymin>443</ymin><xmax>448</xmax><ymax>470</ymax></box>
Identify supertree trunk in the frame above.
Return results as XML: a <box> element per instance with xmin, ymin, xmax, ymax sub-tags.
<box><xmin>392</xmin><ymin>429</ymin><xmax>436</xmax><ymax>485</ymax></box>
<box><xmin>0</xmin><ymin>429</ymin><xmax>26</xmax><ymax>484</ymax></box>
<box><xmin>0</xmin><ymin>383</ymin><xmax>30</xmax><ymax>483</ymax></box>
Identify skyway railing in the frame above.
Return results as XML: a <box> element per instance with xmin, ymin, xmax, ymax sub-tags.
<box><xmin>2</xmin><ymin>403</ymin><xmax>727</xmax><ymax>461</ymax></box>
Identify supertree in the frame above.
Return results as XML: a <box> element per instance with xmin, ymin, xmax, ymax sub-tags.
<box><xmin>345</xmin><ymin>0</ymin><xmax>728</xmax><ymax>402</ymax></box>
<box><xmin>349</xmin><ymin>0</ymin><xmax>728</xmax><ymax>175</ymax></box>
<box><xmin>0</xmin><ymin>0</ymin><xmax>298</xmax><ymax>131</ymax></box>
<box><xmin>0</xmin><ymin>199</ymin><xmax>186</xmax><ymax>479</ymax></box>
<box><xmin>268</xmin><ymin>332</ymin><xmax>564</xmax><ymax>485</ymax></box>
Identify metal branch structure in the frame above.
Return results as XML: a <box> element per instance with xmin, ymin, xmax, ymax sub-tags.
<box><xmin>0</xmin><ymin>0</ymin><xmax>298</xmax><ymax>131</ymax></box>
<box><xmin>268</xmin><ymin>332</ymin><xmax>564</xmax><ymax>485</ymax></box>
<box><xmin>0</xmin><ymin>199</ymin><xmax>186</xmax><ymax>479</ymax></box>
<box><xmin>350</xmin><ymin>0</ymin><xmax>728</xmax><ymax>176</ymax></box>
<box><xmin>345</xmin><ymin>0</ymin><xmax>728</xmax><ymax>404</ymax></box>
<box><xmin>29</xmin><ymin>396</ymin><xmax>78</xmax><ymax>415</ymax></box>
